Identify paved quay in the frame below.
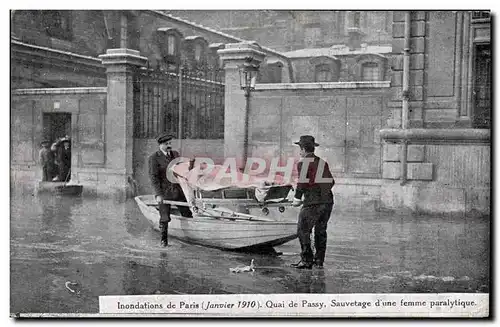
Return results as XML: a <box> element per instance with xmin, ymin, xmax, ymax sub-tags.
<box><xmin>10</xmin><ymin>192</ymin><xmax>490</xmax><ymax>313</ymax></box>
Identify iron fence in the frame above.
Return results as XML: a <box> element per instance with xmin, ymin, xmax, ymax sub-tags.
<box><xmin>133</xmin><ymin>63</ymin><xmax>225</xmax><ymax>139</ymax></box>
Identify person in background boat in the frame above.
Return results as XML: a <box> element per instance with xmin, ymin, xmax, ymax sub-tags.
<box><xmin>149</xmin><ymin>133</ymin><xmax>192</xmax><ymax>247</ymax></box>
<box><xmin>38</xmin><ymin>140</ymin><xmax>55</xmax><ymax>182</ymax></box>
<box><xmin>291</xmin><ymin>135</ymin><xmax>335</xmax><ymax>270</ymax></box>
<box><xmin>50</xmin><ymin>141</ymin><xmax>60</xmax><ymax>181</ymax></box>
<box><xmin>57</xmin><ymin>137</ymin><xmax>72</xmax><ymax>182</ymax></box>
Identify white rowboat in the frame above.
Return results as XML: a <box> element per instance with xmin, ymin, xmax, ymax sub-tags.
<box><xmin>135</xmin><ymin>195</ymin><xmax>298</xmax><ymax>251</ymax></box>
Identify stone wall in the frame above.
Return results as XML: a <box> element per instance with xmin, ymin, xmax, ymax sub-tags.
<box><xmin>244</xmin><ymin>82</ymin><xmax>391</xmax><ymax>211</ymax></box>
<box><xmin>380</xmin><ymin>129</ymin><xmax>490</xmax><ymax>215</ymax></box>
<box><xmin>389</xmin><ymin>11</ymin><xmax>490</xmax><ymax>128</ymax></box>
<box><xmin>380</xmin><ymin>11</ymin><xmax>491</xmax><ymax>215</ymax></box>
<box><xmin>10</xmin><ymin>86</ymin><xmax>226</xmax><ymax>197</ymax></box>
<box><xmin>11</xmin><ymin>10</ymin><xmax>293</xmax><ymax>87</ymax></box>
<box><xmin>11</xmin><ymin>40</ymin><xmax>107</xmax><ymax>89</ymax></box>
<box><xmin>290</xmin><ymin>54</ymin><xmax>393</xmax><ymax>83</ymax></box>
<box><xmin>11</xmin><ymin>87</ymin><xmax>110</xmax><ymax>194</ymax></box>
<box><xmin>166</xmin><ymin>11</ymin><xmax>393</xmax><ymax>52</ymax></box>
<box><xmin>11</xmin><ymin>10</ymin><xmax>245</xmax><ymax>59</ymax></box>
<box><xmin>250</xmin><ymin>82</ymin><xmax>391</xmax><ymax>175</ymax></box>
<box><xmin>139</xmin><ymin>11</ymin><xmax>292</xmax><ymax>82</ymax></box>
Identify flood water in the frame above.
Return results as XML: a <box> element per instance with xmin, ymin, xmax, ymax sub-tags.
<box><xmin>10</xmin><ymin>191</ymin><xmax>490</xmax><ymax>314</ymax></box>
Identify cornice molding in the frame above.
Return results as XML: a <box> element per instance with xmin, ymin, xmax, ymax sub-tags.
<box><xmin>380</xmin><ymin>128</ymin><xmax>491</xmax><ymax>144</ymax></box>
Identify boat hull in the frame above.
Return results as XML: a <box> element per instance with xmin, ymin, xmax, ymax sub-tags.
<box><xmin>135</xmin><ymin>195</ymin><xmax>298</xmax><ymax>250</ymax></box>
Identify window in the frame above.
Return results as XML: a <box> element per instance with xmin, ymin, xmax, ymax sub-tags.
<box><xmin>269</xmin><ymin>63</ymin><xmax>283</xmax><ymax>83</ymax></box>
<box><xmin>259</xmin><ymin>62</ymin><xmax>283</xmax><ymax>83</ymax></box>
<box><xmin>194</xmin><ymin>43</ymin><xmax>204</xmax><ymax>62</ymax></box>
<box><xmin>304</xmin><ymin>26</ymin><xmax>322</xmax><ymax>47</ymax></box>
<box><xmin>189</xmin><ymin>40</ymin><xmax>208</xmax><ymax>68</ymax></box>
<box><xmin>472</xmin><ymin>44</ymin><xmax>491</xmax><ymax>128</ymax></box>
<box><xmin>42</xmin><ymin>10</ymin><xmax>72</xmax><ymax>40</ymax></box>
<box><xmin>167</xmin><ymin>34</ymin><xmax>177</xmax><ymax>56</ymax></box>
<box><xmin>311</xmin><ymin>57</ymin><xmax>340</xmax><ymax>82</ymax></box>
<box><xmin>353</xmin><ymin>12</ymin><xmax>361</xmax><ymax>28</ymax></box>
<box><xmin>157</xmin><ymin>29</ymin><xmax>182</xmax><ymax>65</ymax></box>
<box><xmin>361</xmin><ymin>62</ymin><xmax>379</xmax><ymax>81</ymax></box>
<box><xmin>354</xmin><ymin>54</ymin><xmax>387</xmax><ymax>81</ymax></box>
<box><xmin>472</xmin><ymin>11</ymin><xmax>490</xmax><ymax>20</ymax></box>
<box><xmin>315</xmin><ymin>64</ymin><xmax>332</xmax><ymax>82</ymax></box>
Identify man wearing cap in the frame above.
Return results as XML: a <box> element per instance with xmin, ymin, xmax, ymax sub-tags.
<box><xmin>291</xmin><ymin>135</ymin><xmax>335</xmax><ymax>270</ymax></box>
<box><xmin>38</xmin><ymin>140</ymin><xmax>55</xmax><ymax>182</ymax></box>
<box><xmin>54</xmin><ymin>137</ymin><xmax>72</xmax><ymax>182</ymax></box>
<box><xmin>149</xmin><ymin>133</ymin><xmax>192</xmax><ymax>247</ymax></box>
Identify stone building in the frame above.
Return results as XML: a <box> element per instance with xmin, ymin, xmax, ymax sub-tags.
<box><xmin>217</xmin><ymin>11</ymin><xmax>491</xmax><ymax>215</ymax></box>
<box><xmin>168</xmin><ymin>10</ymin><xmax>394</xmax><ymax>84</ymax></box>
<box><xmin>379</xmin><ymin>11</ymin><xmax>491</xmax><ymax>214</ymax></box>
<box><xmin>11</xmin><ymin>10</ymin><xmax>291</xmax><ymax>195</ymax></box>
<box><xmin>10</xmin><ymin>10</ymin><xmax>491</xmax><ymax>215</ymax></box>
<box><xmin>166</xmin><ymin>10</ymin><xmax>393</xmax><ymax>52</ymax></box>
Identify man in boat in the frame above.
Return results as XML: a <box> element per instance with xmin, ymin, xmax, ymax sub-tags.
<box><xmin>291</xmin><ymin>135</ymin><xmax>335</xmax><ymax>270</ymax></box>
<box><xmin>55</xmin><ymin>137</ymin><xmax>72</xmax><ymax>182</ymax></box>
<box><xmin>149</xmin><ymin>133</ymin><xmax>192</xmax><ymax>247</ymax></box>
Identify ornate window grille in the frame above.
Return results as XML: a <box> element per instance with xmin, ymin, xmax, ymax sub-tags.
<box><xmin>361</xmin><ymin>62</ymin><xmax>379</xmax><ymax>81</ymax></box>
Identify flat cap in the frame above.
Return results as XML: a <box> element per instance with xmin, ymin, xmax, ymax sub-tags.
<box><xmin>157</xmin><ymin>133</ymin><xmax>174</xmax><ymax>144</ymax></box>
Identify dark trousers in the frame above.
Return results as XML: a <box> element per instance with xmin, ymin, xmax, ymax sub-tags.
<box><xmin>59</xmin><ymin>165</ymin><xmax>71</xmax><ymax>182</ymax></box>
<box><xmin>159</xmin><ymin>204</ymin><xmax>171</xmax><ymax>245</ymax></box>
<box><xmin>297</xmin><ymin>203</ymin><xmax>333</xmax><ymax>265</ymax></box>
<box><xmin>42</xmin><ymin>165</ymin><xmax>53</xmax><ymax>182</ymax></box>
<box><xmin>158</xmin><ymin>200</ymin><xmax>193</xmax><ymax>245</ymax></box>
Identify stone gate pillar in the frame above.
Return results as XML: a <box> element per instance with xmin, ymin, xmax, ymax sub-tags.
<box><xmin>218</xmin><ymin>42</ymin><xmax>265</xmax><ymax>169</ymax></box>
<box><xmin>99</xmin><ymin>48</ymin><xmax>147</xmax><ymax>196</ymax></box>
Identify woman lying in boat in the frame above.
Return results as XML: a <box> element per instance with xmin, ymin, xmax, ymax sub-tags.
<box><xmin>137</xmin><ymin>159</ymin><xmax>298</xmax><ymax>252</ymax></box>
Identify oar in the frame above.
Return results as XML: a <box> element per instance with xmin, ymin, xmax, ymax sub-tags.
<box><xmin>144</xmin><ymin>200</ymin><xmax>275</xmax><ymax>222</ymax></box>
<box><xmin>193</xmin><ymin>198</ymin><xmax>292</xmax><ymax>208</ymax></box>
<box><xmin>62</xmin><ymin>168</ymin><xmax>71</xmax><ymax>187</ymax></box>
<box><xmin>143</xmin><ymin>200</ymin><xmax>192</xmax><ymax>207</ymax></box>
<box><xmin>198</xmin><ymin>210</ymin><xmax>275</xmax><ymax>222</ymax></box>
<box><xmin>55</xmin><ymin>168</ymin><xmax>72</xmax><ymax>193</ymax></box>
<box><xmin>206</xmin><ymin>207</ymin><xmax>276</xmax><ymax>222</ymax></box>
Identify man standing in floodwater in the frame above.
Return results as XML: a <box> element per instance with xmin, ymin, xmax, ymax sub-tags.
<box><xmin>149</xmin><ymin>133</ymin><xmax>192</xmax><ymax>247</ymax></box>
<box><xmin>291</xmin><ymin>135</ymin><xmax>335</xmax><ymax>270</ymax></box>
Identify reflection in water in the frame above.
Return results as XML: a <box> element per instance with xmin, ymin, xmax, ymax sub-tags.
<box><xmin>156</xmin><ymin>252</ymin><xmax>170</xmax><ymax>294</ymax></box>
<box><xmin>294</xmin><ymin>270</ymin><xmax>326</xmax><ymax>293</ymax></box>
<box><xmin>39</xmin><ymin>195</ymin><xmax>79</xmax><ymax>243</ymax></box>
<box><xmin>122</xmin><ymin>252</ymin><xmax>180</xmax><ymax>295</ymax></box>
<box><xmin>10</xmin><ymin>191</ymin><xmax>490</xmax><ymax>314</ymax></box>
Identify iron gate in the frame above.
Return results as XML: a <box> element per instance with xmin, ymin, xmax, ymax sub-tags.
<box><xmin>133</xmin><ymin>63</ymin><xmax>225</xmax><ymax>139</ymax></box>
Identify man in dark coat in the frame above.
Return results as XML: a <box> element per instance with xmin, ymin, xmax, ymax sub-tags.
<box><xmin>38</xmin><ymin>140</ymin><xmax>55</xmax><ymax>181</ymax></box>
<box><xmin>149</xmin><ymin>133</ymin><xmax>192</xmax><ymax>247</ymax></box>
<box><xmin>291</xmin><ymin>135</ymin><xmax>335</xmax><ymax>269</ymax></box>
<box><xmin>58</xmin><ymin>138</ymin><xmax>72</xmax><ymax>182</ymax></box>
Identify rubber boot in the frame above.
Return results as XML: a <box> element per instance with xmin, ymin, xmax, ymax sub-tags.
<box><xmin>160</xmin><ymin>223</ymin><xmax>168</xmax><ymax>247</ymax></box>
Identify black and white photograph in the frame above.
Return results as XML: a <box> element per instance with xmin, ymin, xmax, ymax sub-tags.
<box><xmin>8</xmin><ymin>8</ymin><xmax>491</xmax><ymax>318</ymax></box>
